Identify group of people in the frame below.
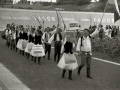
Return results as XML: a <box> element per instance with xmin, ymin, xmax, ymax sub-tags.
<box><xmin>104</xmin><ymin>25</ymin><xmax>119</xmax><ymax>39</ymax></box>
<box><xmin>2</xmin><ymin>23</ymin><xmax>102</xmax><ymax>80</ymax></box>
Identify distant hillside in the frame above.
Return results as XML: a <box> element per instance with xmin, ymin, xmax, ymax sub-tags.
<box><xmin>0</xmin><ymin>1</ymin><xmax>120</xmax><ymax>13</ymax></box>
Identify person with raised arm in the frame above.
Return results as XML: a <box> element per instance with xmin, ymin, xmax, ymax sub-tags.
<box><xmin>57</xmin><ymin>34</ymin><xmax>78</xmax><ymax>80</ymax></box>
<box><xmin>76</xmin><ymin>24</ymin><xmax>101</xmax><ymax>79</ymax></box>
<box><xmin>48</xmin><ymin>27</ymin><xmax>63</xmax><ymax>63</ymax></box>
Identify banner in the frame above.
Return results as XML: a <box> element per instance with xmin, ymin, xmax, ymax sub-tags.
<box><xmin>0</xmin><ymin>8</ymin><xmax>114</xmax><ymax>31</ymax></box>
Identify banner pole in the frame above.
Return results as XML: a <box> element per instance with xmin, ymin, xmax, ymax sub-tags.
<box><xmin>99</xmin><ymin>0</ymin><xmax>108</xmax><ymax>25</ymax></box>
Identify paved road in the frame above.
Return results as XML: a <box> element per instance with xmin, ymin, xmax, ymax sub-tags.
<box><xmin>0</xmin><ymin>36</ymin><xmax>120</xmax><ymax>90</ymax></box>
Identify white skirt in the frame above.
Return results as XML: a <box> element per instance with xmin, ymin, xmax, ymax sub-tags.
<box><xmin>17</xmin><ymin>40</ymin><xmax>28</xmax><ymax>50</ymax></box>
<box><xmin>16</xmin><ymin>39</ymin><xmax>23</xmax><ymax>50</ymax></box>
<box><xmin>22</xmin><ymin>40</ymin><xmax>28</xmax><ymax>50</ymax></box>
<box><xmin>57</xmin><ymin>53</ymin><xmax>78</xmax><ymax>70</ymax></box>
<box><xmin>30</xmin><ymin>44</ymin><xmax>45</xmax><ymax>57</ymax></box>
<box><xmin>25</xmin><ymin>42</ymin><xmax>34</xmax><ymax>53</ymax></box>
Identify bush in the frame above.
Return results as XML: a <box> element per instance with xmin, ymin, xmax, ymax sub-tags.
<box><xmin>41</xmin><ymin>2</ymin><xmax>51</xmax><ymax>6</ymax></box>
<box><xmin>28</xmin><ymin>7</ymin><xmax>32</xmax><ymax>9</ymax></box>
<box><xmin>75</xmin><ymin>0</ymin><xmax>90</xmax><ymax>5</ymax></box>
<box><xmin>92</xmin><ymin>37</ymin><xmax>120</xmax><ymax>57</ymax></box>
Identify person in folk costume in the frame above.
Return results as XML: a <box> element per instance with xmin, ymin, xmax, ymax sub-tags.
<box><xmin>42</xmin><ymin>27</ymin><xmax>52</xmax><ymax>60</ymax></box>
<box><xmin>76</xmin><ymin>25</ymin><xmax>101</xmax><ymax>79</ymax></box>
<box><xmin>5</xmin><ymin>24</ymin><xmax>10</xmax><ymax>47</ymax></box>
<box><xmin>99</xmin><ymin>25</ymin><xmax>104</xmax><ymax>40</ymax></box>
<box><xmin>25</xmin><ymin>28</ymin><xmax>35</xmax><ymax>59</ymax></box>
<box><xmin>1</xmin><ymin>24</ymin><xmax>9</xmax><ymax>40</ymax></box>
<box><xmin>21</xmin><ymin>27</ymin><xmax>29</xmax><ymax>56</ymax></box>
<box><xmin>57</xmin><ymin>34</ymin><xmax>78</xmax><ymax>80</ymax></box>
<box><xmin>11</xmin><ymin>25</ymin><xmax>16</xmax><ymax>50</ymax></box>
<box><xmin>7</xmin><ymin>25</ymin><xmax>12</xmax><ymax>48</ymax></box>
<box><xmin>16</xmin><ymin>25</ymin><xmax>24</xmax><ymax>55</ymax></box>
<box><xmin>48</xmin><ymin>27</ymin><xmax>63</xmax><ymax>63</ymax></box>
<box><xmin>30</xmin><ymin>28</ymin><xmax>45</xmax><ymax>65</ymax></box>
<box><xmin>9</xmin><ymin>24</ymin><xmax>15</xmax><ymax>50</ymax></box>
<box><xmin>15</xmin><ymin>26</ymin><xmax>20</xmax><ymax>52</ymax></box>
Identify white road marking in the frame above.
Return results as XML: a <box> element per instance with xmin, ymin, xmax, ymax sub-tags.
<box><xmin>51</xmin><ymin>47</ymin><xmax>120</xmax><ymax>66</ymax></box>
<box><xmin>0</xmin><ymin>63</ymin><xmax>31</xmax><ymax>90</ymax></box>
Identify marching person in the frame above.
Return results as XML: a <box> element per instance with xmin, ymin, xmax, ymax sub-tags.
<box><xmin>57</xmin><ymin>34</ymin><xmax>78</xmax><ymax>80</ymax></box>
<box><xmin>22</xmin><ymin>27</ymin><xmax>29</xmax><ymax>56</ymax></box>
<box><xmin>76</xmin><ymin>25</ymin><xmax>100</xmax><ymax>79</ymax></box>
<box><xmin>11</xmin><ymin>26</ymin><xmax>16</xmax><ymax>50</ymax></box>
<box><xmin>48</xmin><ymin>27</ymin><xmax>63</xmax><ymax>63</ymax></box>
<box><xmin>15</xmin><ymin>26</ymin><xmax>20</xmax><ymax>52</ymax></box>
<box><xmin>16</xmin><ymin>26</ymin><xmax>24</xmax><ymax>55</ymax></box>
<box><xmin>42</xmin><ymin>27</ymin><xmax>51</xmax><ymax>60</ymax></box>
<box><xmin>5</xmin><ymin>24</ymin><xmax>10</xmax><ymax>47</ymax></box>
<box><xmin>30</xmin><ymin>29</ymin><xmax>45</xmax><ymax>65</ymax></box>
<box><xmin>25</xmin><ymin>28</ymin><xmax>35</xmax><ymax>59</ymax></box>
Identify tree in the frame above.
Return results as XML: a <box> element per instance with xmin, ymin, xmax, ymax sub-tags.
<box><xmin>75</xmin><ymin>0</ymin><xmax>91</xmax><ymax>5</ymax></box>
<box><xmin>99</xmin><ymin>0</ymin><xmax>107</xmax><ymax>3</ymax></box>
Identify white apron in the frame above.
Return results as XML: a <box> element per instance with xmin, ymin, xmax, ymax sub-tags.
<box><xmin>30</xmin><ymin>44</ymin><xmax>45</xmax><ymax>57</ymax></box>
<box><xmin>57</xmin><ymin>53</ymin><xmax>78</xmax><ymax>70</ymax></box>
<box><xmin>25</xmin><ymin>42</ymin><xmax>34</xmax><ymax>53</ymax></box>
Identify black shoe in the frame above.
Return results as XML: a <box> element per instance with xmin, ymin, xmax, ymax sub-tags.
<box><xmin>77</xmin><ymin>72</ymin><xmax>80</xmax><ymax>75</ymax></box>
<box><xmin>48</xmin><ymin>58</ymin><xmax>51</xmax><ymax>60</ymax></box>
<box><xmin>38</xmin><ymin>63</ymin><xmax>41</xmax><ymax>65</ymax></box>
<box><xmin>68</xmin><ymin>77</ymin><xmax>73</xmax><ymax>80</ymax></box>
<box><xmin>43</xmin><ymin>56</ymin><xmax>45</xmax><ymax>59</ymax></box>
<box><xmin>87</xmin><ymin>75</ymin><xmax>93</xmax><ymax>79</ymax></box>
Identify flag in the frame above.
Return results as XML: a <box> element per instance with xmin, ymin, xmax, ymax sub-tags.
<box><xmin>56</xmin><ymin>11</ymin><xmax>65</xmax><ymax>30</ymax></box>
<box><xmin>35</xmin><ymin>17</ymin><xmax>42</xmax><ymax>26</ymax></box>
<box><xmin>56</xmin><ymin>11</ymin><xmax>66</xmax><ymax>37</ymax></box>
<box><xmin>108</xmin><ymin>0</ymin><xmax>120</xmax><ymax>22</ymax></box>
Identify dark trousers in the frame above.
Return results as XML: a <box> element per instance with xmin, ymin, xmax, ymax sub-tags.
<box><xmin>62</xmin><ymin>69</ymin><xmax>72</xmax><ymax>79</ymax></box>
<box><xmin>45</xmin><ymin>43</ymin><xmax>51</xmax><ymax>59</ymax></box>
<box><xmin>15</xmin><ymin>37</ymin><xmax>19</xmax><ymax>52</ymax></box>
<box><xmin>54</xmin><ymin>41</ymin><xmax>61</xmax><ymax>63</ymax></box>
<box><xmin>78</xmin><ymin>52</ymin><xmax>92</xmax><ymax>76</ymax></box>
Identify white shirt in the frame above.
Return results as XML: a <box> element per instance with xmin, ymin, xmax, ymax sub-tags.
<box><xmin>42</xmin><ymin>32</ymin><xmax>50</xmax><ymax>42</ymax></box>
<box><xmin>76</xmin><ymin>28</ymin><xmax>99</xmax><ymax>52</ymax></box>
<box><xmin>76</xmin><ymin>36</ymin><xmax>91</xmax><ymax>52</ymax></box>
<box><xmin>13</xmin><ymin>32</ymin><xmax>16</xmax><ymax>39</ymax></box>
<box><xmin>48</xmin><ymin>34</ymin><xmax>62</xmax><ymax>44</ymax></box>
<box><xmin>5</xmin><ymin>30</ymin><xmax>9</xmax><ymax>36</ymax></box>
<box><xmin>9</xmin><ymin>30</ymin><xmax>12</xmax><ymax>35</ymax></box>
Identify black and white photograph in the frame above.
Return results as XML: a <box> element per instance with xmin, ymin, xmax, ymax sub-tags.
<box><xmin>0</xmin><ymin>0</ymin><xmax>120</xmax><ymax>90</ymax></box>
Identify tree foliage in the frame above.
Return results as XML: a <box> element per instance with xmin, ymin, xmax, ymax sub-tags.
<box><xmin>56</xmin><ymin>0</ymin><xmax>91</xmax><ymax>5</ymax></box>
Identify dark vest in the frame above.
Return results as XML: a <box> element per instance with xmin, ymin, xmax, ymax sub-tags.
<box><xmin>54</xmin><ymin>33</ymin><xmax>62</xmax><ymax>41</ymax></box>
<box><xmin>35</xmin><ymin>35</ymin><xmax>42</xmax><ymax>45</ymax></box>
<box><xmin>45</xmin><ymin>33</ymin><xmax>51</xmax><ymax>42</ymax></box>
<box><xmin>64</xmin><ymin>41</ymin><xmax>73</xmax><ymax>54</ymax></box>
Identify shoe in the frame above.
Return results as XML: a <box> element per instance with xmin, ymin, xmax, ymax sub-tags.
<box><xmin>87</xmin><ymin>75</ymin><xmax>93</xmax><ymax>79</ymax></box>
<box><xmin>43</xmin><ymin>56</ymin><xmax>45</xmax><ymax>59</ymax></box>
<box><xmin>48</xmin><ymin>58</ymin><xmax>51</xmax><ymax>60</ymax></box>
<box><xmin>77</xmin><ymin>71</ymin><xmax>80</xmax><ymax>75</ymax></box>
<box><xmin>38</xmin><ymin>63</ymin><xmax>41</xmax><ymax>65</ymax></box>
<box><xmin>68</xmin><ymin>77</ymin><xmax>73</xmax><ymax>80</ymax></box>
